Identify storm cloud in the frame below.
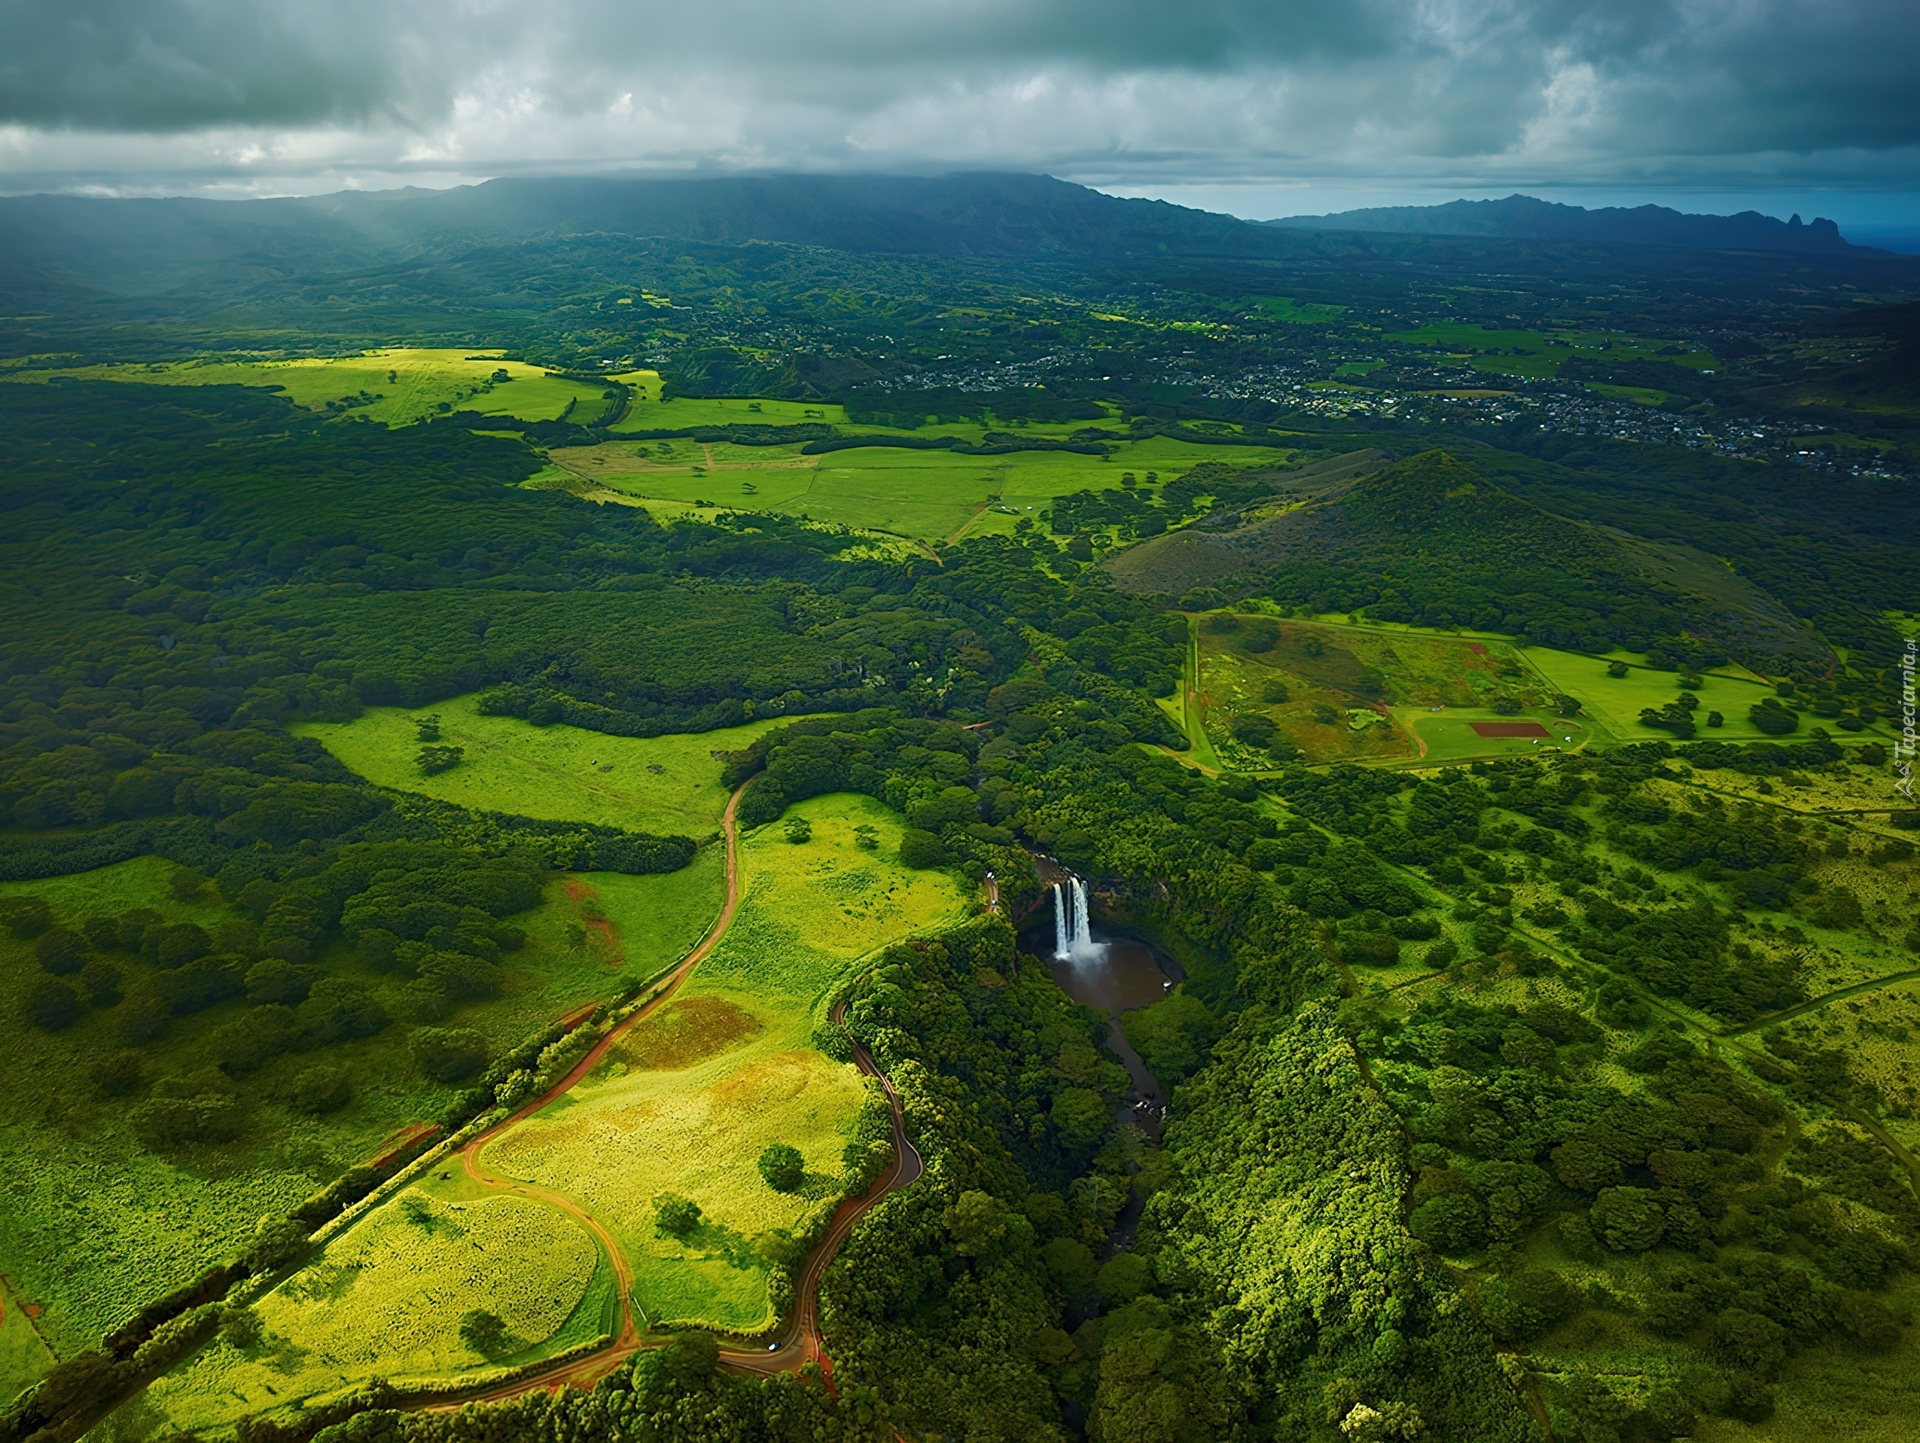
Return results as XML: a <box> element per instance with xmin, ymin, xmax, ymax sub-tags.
<box><xmin>1</xmin><ymin>0</ymin><xmax>1915</xmax><ymax>203</ymax></box>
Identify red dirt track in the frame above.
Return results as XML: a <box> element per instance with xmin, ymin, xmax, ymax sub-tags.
<box><xmin>420</xmin><ymin>784</ymin><xmax>925</xmax><ymax>1408</ymax></box>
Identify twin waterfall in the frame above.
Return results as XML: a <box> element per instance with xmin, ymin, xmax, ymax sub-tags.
<box><xmin>1052</xmin><ymin>877</ymin><xmax>1106</xmax><ymax>964</ymax></box>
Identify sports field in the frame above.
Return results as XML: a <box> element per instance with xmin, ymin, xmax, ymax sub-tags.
<box><xmin>1403</xmin><ymin>707</ymin><xmax>1590</xmax><ymax>763</ymax></box>
<box><xmin>2</xmin><ymin>350</ymin><xmax>616</xmax><ymax>428</ymax></box>
<box><xmin>293</xmin><ymin>695</ymin><xmax>801</xmax><ymax>838</ymax></box>
<box><xmin>567</xmin><ymin>435</ymin><xmax>1295</xmax><ymax>542</ymax></box>
<box><xmin>483</xmin><ymin>792</ymin><xmax>969</xmax><ymax>1332</ymax></box>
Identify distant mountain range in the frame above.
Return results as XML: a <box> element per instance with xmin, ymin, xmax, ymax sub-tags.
<box><xmin>0</xmin><ymin>174</ymin><xmax>1905</xmax><ymax>312</ymax></box>
<box><xmin>1267</xmin><ymin>193</ymin><xmax>1867</xmax><ymax>253</ymax></box>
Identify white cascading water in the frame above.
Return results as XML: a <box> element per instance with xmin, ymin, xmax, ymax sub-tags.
<box><xmin>1053</xmin><ymin>876</ymin><xmax>1106</xmax><ymax>964</ymax></box>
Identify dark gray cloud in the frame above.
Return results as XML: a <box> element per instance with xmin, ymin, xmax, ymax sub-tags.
<box><xmin>0</xmin><ymin>0</ymin><xmax>1914</xmax><ymax>200</ymax></box>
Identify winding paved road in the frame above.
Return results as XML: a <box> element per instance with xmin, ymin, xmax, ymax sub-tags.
<box><xmin>424</xmin><ymin>785</ymin><xmax>924</xmax><ymax>1407</ymax></box>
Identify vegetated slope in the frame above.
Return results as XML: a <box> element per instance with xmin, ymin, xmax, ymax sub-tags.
<box><xmin>1269</xmin><ymin>193</ymin><xmax>1870</xmax><ymax>254</ymax></box>
<box><xmin>1108</xmin><ymin>449</ymin><xmax>1829</xmax><ymax>668</ymax></box>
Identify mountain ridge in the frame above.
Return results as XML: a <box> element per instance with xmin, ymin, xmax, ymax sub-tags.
<box><xmin>1267</xmin><ymin>192</ymin><xmax>1872</xmax><ymax>254</ymax></box>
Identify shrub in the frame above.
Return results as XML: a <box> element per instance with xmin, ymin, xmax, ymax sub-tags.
<box><xmin>169</xmin><ymin>867</ymin><xmax>209</xmax><ymax>901</ymax></box>
<box><xmin>1</xmin><ymin>896</ymin><xmax>52</xmax><ymax>939</ymax></box>
<box><xmin>655</xmin><ymin>1193</ymin><xmax>702</xmax><ymax>1237</ymax></box>
<box><xmin>783</xmin><ymin>817</ymin><xmax>813</xmax><ymax>844</ymax></box>
<box><xmin>23</xmin><ymin>979</ymin><xmax>81</xmax><ymax>1031</ymax></box>
<box><xmin>410</xmin><ymin>1027</ymin><xmax>492</xmax><ymax>1082</ymax></box>
<box><xmin>417</xmin><ymin>744</ymin><xmax>464</xmax><ymax>775</ymax></box>
<box><xmin>853</xmin><ymin>824</ymin><xmax>880</xmax><ymax>850</ymax></box>
<box><xmin>35</xmin><ymin>926</ymin><xmax>89</xmax><ymax>975</ymax></box>
<box><xmin>1261</xmin><ymin>680</ymin><xmax>1290</xmax><ymax>704</ymax></box>
<box><xmin>1490</xmin><ymin>696</ymin><xmax>1522</xmax><ymax>716</ymax></box>
<box><xmin>1095</xmin><ymin>1252</ymin><xmax>1155</xmax><ymax>1305</ymax></box>
<box><xmin>1230</xmin><ymin>713</ymin><xmax>1277</xmax><ymax>748</ymax></box>
<box><xmin>1477</xmin><ymin>1269</ymin><xmax>1575</xmax><ymax>1342</ymax></box>
<box><xmin>758</xmin><ymin>1142</ymin><xmax>805</xmax><ymax>1193</ymax></box>
<box><xmin>1409</xmin><ymin>1192</ymin><xmax>1486</xmax><ymax>1253</ymax></box>
<box><xmin>291</xmin><ymin>1064</ymin><xmax>352</xmax><ymax>1115</ymax></box>
<box><xmin>78</xmin><ymin>958</ymin><xmax>123</xmax><ymax>1007</ymax></box>
<box><xmin>90</xmin><ymin>1050</ymin><xmax>146</xmax><ymax>1097</ymax></box>
<box><xmin>244</xmin><ymin>958</ymin><xmax>313</xmax><ymax>1005</ymax></box>
<box><xmin>899</xmin><ymin>828</ymin><xmax>946</xmax><ymax>869</ymax></box>
<box><xmin>133</xmin><ymin>1092</ymin><xmax>244</xmax><ymax>1149</ymax></box>
<box><xmin>459</xmin><ymin>1309</ymin><xmax>511</xmax><ymax>1359</ymax></box>
<box><xmin>1590</xmin><ymin>1186</ymin><xmax>1665</xmax><ymax>1252</ymax></box>
<box><xmin>1749</xmin><ymin>699</ymin><xmax>1798</xmax><ymax>735</ymax></box>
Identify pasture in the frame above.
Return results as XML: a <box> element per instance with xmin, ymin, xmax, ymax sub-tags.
<box><xmin>1522</xmin><ymin>647</ymin><xmax>1794</xmax><ymax>744</ymax></box>
<box><xmin>2</xmin><ymin>350</ymin><xmax>616</xmax><ymax>428</ymax></box>
<box><xmin>481</xmin><ymin>792</ymin><xmax>969</xmax><ymax>1333</ymax></box>
<box><xmin>609</xmin><ymin>392</ymin><xmax>846</xmax><ymax>430</ymax></box>
<box><xmin>573</xmin><ymin>435</ymin><xmax>1294</xmax><ymax>542</ymax></box>
<box><xmin>1386</xmin><ymin>323</ymin><xmax>1718</xmax><ymax>380</ymax></box>
<box><xmin>293</xmin><ymin>694</ymin><xmax>796</xmax><ymax>839</ymax></box>
<box><xmin>146</xmin><ymin>1190</ymin><xmax>603</xmax><ymax>1431</ymax></box>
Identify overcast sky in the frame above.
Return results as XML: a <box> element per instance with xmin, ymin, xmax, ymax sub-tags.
<box><xmin>3</xmin><ymin>0</ymin><xmax>1917</xmax><ymax>228</ymax></box>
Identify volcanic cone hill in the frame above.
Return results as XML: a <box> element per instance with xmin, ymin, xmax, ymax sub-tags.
<box><xmin>1107</xmin><ymin>449</ymin><xmax>1828</xmax><ymax>667</ymax></box>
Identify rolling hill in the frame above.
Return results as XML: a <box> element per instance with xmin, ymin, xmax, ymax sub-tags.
<box><xmin>1107</xmin><ymin>449</ymin><xmax>1831</xmax><ymax>668</ymax></box>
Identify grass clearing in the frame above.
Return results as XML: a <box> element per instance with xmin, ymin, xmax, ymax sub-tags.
<box><xmin>480</xmin><ymin>793</ymin><xmax>969</xmax><ymax>1333</ymax></box>
<box><xmin>1248</xmin><ymin>296</ymin><xmax>1347</xmax><ymax>323</ymax></box>
<box><xmin>584</xmin><ymin>436</ymin><xmax>1294</xmax><ymax>541</ymax></box>
<box><xmin>146</xmin><ymin>1193</ymin><xmax>599</xmax><ymax>1432</ymax></box>
<box><xmin>0</xmin><ymin>1272</ymin><xmax>55</xmax><ymax>1408</ymax></box>
<box><xmin>1386</xmin><ymin>323</ymin><xmax>1717</xmax><ymax>380</ymax></box>
<box><xmin>293</xmin><ymin>695</ymin><xmax>801</xmax><ymax>839</ymax></box>
<box><xmin>1522</xmin><ymin>647</ymin><xmax>1793</xmax><ymax>745</ymax></box>
<box><xmin>2</xmin><ymin>350</ymin><xmax>616</xmax><ymax>428</ymax></box>
<box><xmin>609</xmin><ymin>394</ymin><xmax>846</xmax><ymax>430</ymax></box>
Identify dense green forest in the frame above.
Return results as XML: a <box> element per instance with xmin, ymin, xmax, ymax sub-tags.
<box><xmin>3</xmin><ymin>177</ymin><xmax>1920</xmax><ymax>1443</ymax></box>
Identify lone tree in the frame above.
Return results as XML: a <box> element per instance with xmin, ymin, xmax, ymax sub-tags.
<box><xmin>417</xmin><ymin>743</ymin><xmax>464</xmax><ymax>775</ymax></box>
<box><xmin>655</xmin><ymin>1193</ymin><xmax>702</xmax><ymax>1237</ymax></box>
<box><xmin>758</xmin><ymin>1143</ymin><xmax>805</xmax><ymax>1193</ymax></box>
<box><xmin>459</xmin><ymin>1309</ymin><xmax>511</xmax><ymax>1358</ymax></box>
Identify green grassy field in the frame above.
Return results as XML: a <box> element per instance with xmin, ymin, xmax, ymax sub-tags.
<box><xmin>1387</xmin><ymin>323</ymin><xmax>1718</xmax><ymax>380</ymax></box>
<box><xmin>147</xmin><ymin>1191</ymin><xmax>601</xmax><ymax>1431</ymax></box>
<box><xmin>2</xmin><ymin>350</ymin><xmax>615</xmax><ymax>428</ymax></box>
<box><xmin>1249</xmin><ymin>296</ymin><xmax>1347</xmax><ymax>323</ymax></box>
<box><xmin>1403</xmin><ymin>707</ymin><xmax>1591</xmax><ymax>764</ymax></box>
<box><xmin>0</xmin><ymin>847</ymin><xmax>713</xmax><ymax>1361</ymax></box>
<box><xmin>1522</xmin><ymin>647</ymin><xmax>1796</xmax><ymax>744</ymax></box>
<box><xmin>293</xmin><ymin>696</ymin><xmax>799</xmax><ymax>839</ymax></box>
<box><xmin>1586</xmin><ymin>382</ymin><xmax>1669</xmax><ymax>406</ymax></box>
<box><xmin>608</xmin><ymin>392</ymin><xmax>846</xmax><ymax>430</ymax></box>
<box><xmin>483</xmin><ymin>792</ymin><xmax>969</xmax><ymax>1333</ymax></box>
<box><xmin>574</xmin><ymin>435</ymin><xmax>1294</xmax><ymax>542</ymax></box>
<box><xmin>0</xmin><ymin>1273</ymin><xmax>55</xmax><ymax>1410</ymax></box>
